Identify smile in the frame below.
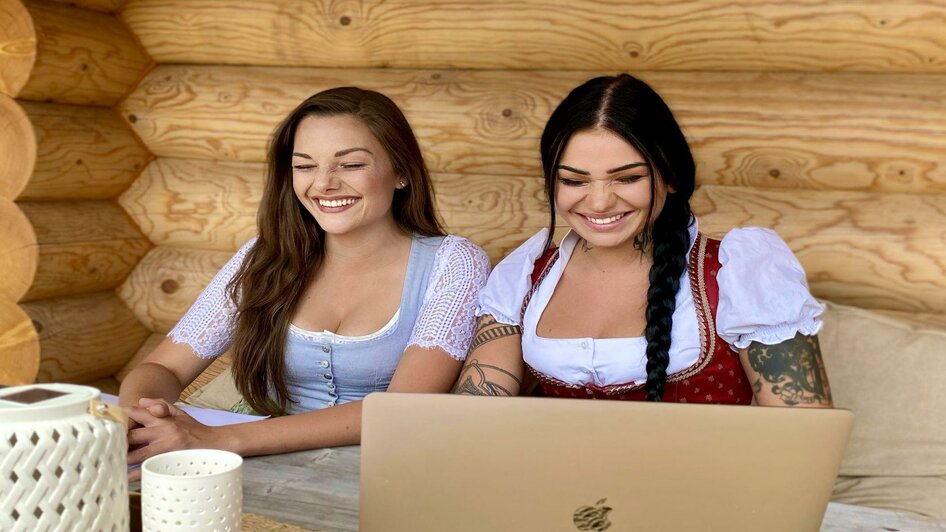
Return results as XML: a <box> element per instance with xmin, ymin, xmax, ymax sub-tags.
<box><xmin>582</xmin><ymin>213</ymin><xmax>626</xmax><ymax>225</ymax></box>
<box><xmin>317</xmin><ymin>197</ymin><xmax>358</xmax><ymax>208</ymax></box>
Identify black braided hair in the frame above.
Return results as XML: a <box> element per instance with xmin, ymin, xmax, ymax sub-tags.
<box><xmin>540</xmin><ymin>74</ymin><xmax>696</xmax><ymax>400</ymax></box>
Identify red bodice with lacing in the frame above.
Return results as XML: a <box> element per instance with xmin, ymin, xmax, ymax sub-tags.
<box><xmin>524</xmin><ymin>233</ymin><xmax>753</xmax><ymax>404</ymax></box>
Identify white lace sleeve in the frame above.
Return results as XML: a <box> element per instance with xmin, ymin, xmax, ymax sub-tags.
<box><xmin>716</xmin><ymin>228</ymin><xmax>825</xmax><ymax>349</ymax></box>
<box><xmin>407</xmin><ymin>236</ymin><xmax>491</xmax><ymax>360</ymax></box>
<box><xmin>167</xmin><ymin>237</ymin><xmax>257</xmax><ymax>359</ymax></box>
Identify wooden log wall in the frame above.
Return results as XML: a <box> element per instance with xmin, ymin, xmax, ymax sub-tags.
<box><xmin>0</xmin><ymin>0</ymin><xmax>151</xmax><ymax>385</ymax></box>
<box><xmin>119</xmin><ymin>64</ymin><xmax>946</xmax><ymax>318</ymax></box>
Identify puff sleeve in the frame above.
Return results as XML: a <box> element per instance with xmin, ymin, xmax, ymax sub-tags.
<box><xmin>716</xmin><ymin>228</ymin><xmax>825</xmax><ymax>349</ymax></box>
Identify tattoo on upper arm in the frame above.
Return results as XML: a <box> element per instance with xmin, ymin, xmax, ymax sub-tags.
<box><xmin>468</xmin><ymin>315</ymin><xmax>521</xmax><ymax>352</ymax></box>
<box><xmin>746</xmin><ymin>333</ymin><xmax>832</xmax><ymax>406</ymax></box>
<box><xmin>452</xmin><ymin>360</ymin><xmax>521</xmax><ymax>396</ymax></box>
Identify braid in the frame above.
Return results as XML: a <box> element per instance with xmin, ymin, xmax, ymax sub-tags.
<box><xmin>643</xmin><ymin>196</ymin><xmax>691</xmax><ymax>401</ymax></box>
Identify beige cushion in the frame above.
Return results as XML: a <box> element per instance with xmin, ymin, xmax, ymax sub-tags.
<box><xmin>819</xmin><ymin>301</ymin><xmax>946</xmax><ymax>519</ymax></box>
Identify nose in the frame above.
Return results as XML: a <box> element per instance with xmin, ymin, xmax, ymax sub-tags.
<box><xmin>586</xmin><ymin>181</ymin><xmax>614</xmax><ymax>211</ymax></box>
<box><xmin>309</xmin><ymin>167</ymin><xmax>340</xmax><ymax>193</ymax></box>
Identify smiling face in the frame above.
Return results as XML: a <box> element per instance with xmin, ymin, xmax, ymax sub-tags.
<box><xmin>554</xmin><ymin>128</ymin><xmax>668</xmax><ymax>250</ymax></box>
<box><xmin>291</xmin><ymin>114</ymin><xmax>403</xmax><ymax>237</ymax></box>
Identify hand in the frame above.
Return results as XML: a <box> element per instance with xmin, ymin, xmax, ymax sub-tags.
<box><xmin>125</xmin><ymin>399</ymin><xmax>221</xmax><ymax>481</ymax></box>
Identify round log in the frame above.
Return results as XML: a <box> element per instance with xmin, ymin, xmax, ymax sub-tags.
<box><xmin>0</xmin><ymin>297</ymin><xmax>39</xmax><ymax>385</ymax></box>
<box><xmin>119</xmin><ymin>157</ymin><xmax>262</xmax><ymax>251</ymax></box>
<box><xmin>0</xmin><ymin>0</ymin><xmax>35</xmax><ymax>97</ymax></box>
<box><xmin>0</xmin><ymin>94</ymin><xmax>36</xmax><ymax>200</ymax></box>
<box><xmin>122</xmin><ymin>66</ymin><xmax>946</xmax><ymax>193</ymax></box>
<box><xmin>21</xmin><ymin>290</ymin><xmax>151</xmax><ymax>383</ymax></box>
<box><xmin>0</xmin><ymin>198</ymin><xmax>38</xmax><ymax>302</ymax></box>
<box><xmin>118</xmin><ymin>245</ymin><xmax>233</xmax><ymax>334</ymax></box>
<box><xmin>121</xmin><ymin>0</ymin><xmax>946</xmax><ymax>73</ymax></box>
<box><xmin>18</xmin><ymin>200</ymin><xmax>152</xmax><ymax>302</ymax></box>
<box><xmin>18</xmin><ymin>101</ymin><xmax>152</xmax><ymax>200</ymax></box>
<box><xmin>17</xmin><ymin>0</ymin><xmax>151</xmax><ymax>106</ymax></box>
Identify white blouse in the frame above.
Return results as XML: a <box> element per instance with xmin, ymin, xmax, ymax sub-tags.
<box><xmin>479</xmin><ymin>219</ymin><xmax>824</xmax><ymax>388</ymax></box>
<box><xmin>169</xmin><ymin>235</ymin><xmax>491</xmax><ymax>361</ymax></box>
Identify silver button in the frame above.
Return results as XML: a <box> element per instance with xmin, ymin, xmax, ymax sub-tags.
<box><xmin>319</xmin><ymin>360</ymin><xmax>330</xmax><ymax>368</ymax></box>
<box><xmin>327</xmin><ymin>383</ymin><xmax>335</xmax><ymax>390</ymax></box>
<box><xmin>580</xmin><ymin>341</ymin><xmax>589</xmax><ymax>349</ymax></box>
<box><xmin>323</xmin><ymin>373</ymin><xmax>332</xmax><ymax>380</ymax></box>
<box><xmin>321</xmin><ymin>345</ymin><xmax>330</xmax><ymax>353</ymax></box>
<box><xmin>326</xmin><ymin>401</ymin><xmax>335</xmax><ymax>407</ymax></box>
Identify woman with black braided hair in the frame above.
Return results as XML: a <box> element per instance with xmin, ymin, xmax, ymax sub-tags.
<box><xmin>453</xmin><ymin>73</ymin><xmax>833</xmax><ymax>408</ymax></box>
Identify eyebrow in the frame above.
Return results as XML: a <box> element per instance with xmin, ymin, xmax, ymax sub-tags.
<box><xmin>291</xmin><ymin>147</ymin><xmax>374</xmax><ymax>159</ymax></box>
<box><xmin>556</xmin><ymin>162</ymin><xmax>648</xmax><ymax>175</ymax></box>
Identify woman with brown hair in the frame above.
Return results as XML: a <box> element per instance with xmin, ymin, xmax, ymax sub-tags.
<box><xmin>120</xmin><ymin>87</ymin><xmax>489</xmax><ymax>468</ymax></box>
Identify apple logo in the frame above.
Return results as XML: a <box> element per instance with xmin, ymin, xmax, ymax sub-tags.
<box><xmin>573</xmin><ymin>498</ymin><xmax>612</xmax><ymax>531</ymax></box>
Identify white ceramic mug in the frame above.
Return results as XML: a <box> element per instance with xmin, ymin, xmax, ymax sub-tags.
<box><xmin>140</xmin><ymin>449</ymin><xmax>243</xmax><ymax>532</ymax></box>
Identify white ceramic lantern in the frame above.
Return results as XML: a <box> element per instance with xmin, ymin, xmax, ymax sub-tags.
<box><xmin>0</xmin><ymin>383</ymin><xmax>129</xmax><ymax>531</ymax></box>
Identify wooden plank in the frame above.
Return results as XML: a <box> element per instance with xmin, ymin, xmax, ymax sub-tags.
<box><xmin>0</xmin><ymin>0</ymin><xmax>35</xmax><ymax>97</ymax></box>
<box><xmin>21</xmin><ymin>290</ymin><xmax>150</xmax><ymax>383</ymax></box>
<box><xmin>120</xmin><ymin>66</ymin><xmax>946</xmax><ymax>193</ymax></box>
<box><xmin>0</xmin><ymin>297</ymin><xmax>39</xmax><ymax>385</ymax></box>
<box><xmin>18</xmin><ymin>0</ymin><xmax>150</xmax><ymax>106</ymax></box>
<box><xmin>0</xmin><ymin>198</ymin><xmax>38</xmax><ymax>303</ymax></box>
<box><xmin>18</xmin><ymin>101</ymin><xmax>152</xmax><ymax>200</ymax></box>
<box><xmin>18</xmin><ymin>200</ymin><xmax>152</xmax><ymax>301</ymax></box>
<box><xmin>121</xmin><ymin>0</ymin><xmax>946</xmax><ymax>73</ymax></box>
<box><xmin>117</xmin><ymin>245</ymin><xmax>233</xmax><ymax>334</ymax></box>
<box><xmin>693</xmin><ymin>186</ymin><xmax>946</xmax><ymax>314</ymax></box>
<box><xmin>0</xmin><ymin>94</ymin><xmax>36</xmax><ymax>200</ymax></box>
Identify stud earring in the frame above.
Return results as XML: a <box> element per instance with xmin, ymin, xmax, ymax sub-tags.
<box><xmin>396</xmin><ymin>181</ymin><xmax>407</xmax><ymax>189</ymax></box>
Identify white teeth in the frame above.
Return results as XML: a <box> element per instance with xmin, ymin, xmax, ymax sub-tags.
<box><xmin>586</xmin><ymin>213</ymin><xmax>625</xmax><ymax>225</ymax></box>
<box><xmin>318</xmin><ymin>198</ymin><xmax>357</xmax><ymax>208</ymax></box>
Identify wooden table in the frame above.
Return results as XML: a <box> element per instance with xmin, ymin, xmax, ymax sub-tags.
<box><xmin>241</xmin><ymin>446</ymin><xmax>945</xmax><ymax>532</ymax></box>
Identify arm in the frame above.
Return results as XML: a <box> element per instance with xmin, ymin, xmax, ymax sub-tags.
<box><xmin>126</xmin><ymin>343</ymin><xmax>465</xmax><ymax>461</ymax></box>
<box><xmin>118</xmin><ymin>338</ymin><xmax>216</xmax><ymax>407</ymax></box>
<box><xmin>739</xmin><ymin>332</ymin><xmax>833</xmax><ymax>408</ymax></box>
<box><xmin>452</xmin><ymin>314</ymin><xmax>525</xmax><ymax>396</ymax></box>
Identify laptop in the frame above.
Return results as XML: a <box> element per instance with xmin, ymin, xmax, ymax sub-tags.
<box><xmin>360</xmin><ymin>393</ymin><xmax>853</xmax><ymax>532</ymax></box>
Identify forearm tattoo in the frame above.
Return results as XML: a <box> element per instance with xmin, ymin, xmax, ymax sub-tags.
<box><xmin>747</xmin><ymin>333</ymin><xmax>832</xmax><ymax>406</ymax></box>
<box><xmin>452</xmin><ymin>360</ymin><xmax>521</xmax><ymax>396</ymax></box>
<box><xmin>469</xmin><ymin>315</ymin><xmax>521</xmax><ymax>352</ymax></box>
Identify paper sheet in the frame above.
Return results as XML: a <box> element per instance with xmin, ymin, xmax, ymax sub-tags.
<box><xmin>100</xmin><ymin>393</ymin><xmax>267</xmax><ymax>426</ymax></box>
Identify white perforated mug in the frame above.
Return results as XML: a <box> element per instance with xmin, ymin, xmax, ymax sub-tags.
<box><xmin>141</xmin><ymin>449</ymin><xmax>243</xmax><ymax>532</ymax></box>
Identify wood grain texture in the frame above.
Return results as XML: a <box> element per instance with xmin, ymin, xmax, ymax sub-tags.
<box><xmin>114</xmin><ymin>330</ymin><xmax>162</xmax><ymax>381</ymax></box>
<box><xmin>18</xmin><ymin>101</ymin><xmax>152</xmax><ymax>200</ymax></box>
<box><xmin>0</xmin><ymin>297</ymin><xmax>39</xmax><ymax>385</ymax></box>
<box><xmin>0</xmin><ymin>0</ymin><xmax>35</xmax><ymax>97</ymax></box>
<box><xmin>45</xmin><ymin>0</ymin><xmax>128</xmax><ymax>13</ymax></box>
<box><xmin>119</xmin><ymin>157</ymin><xmax>263</xmax><ymax>251</ymax></box>
<box><xmin>121</xmin><ymin>66</ymin><xmax>946</xmax><ymax>193</ymax></box>
<box><xmin>18</xmin><ymin>0</ymin><xmax>150</xmax><ymax>106</ymax></box>
<box><xmin>118</xmin><ymin>245</ymin><xmax>233</xmax><ymax>333</ymax></box>
<box><xmin>21</xmin><ymin>290</ymin><xmax>150</xmax><ymax>383</ymax></box>
<box><xmin>0</xmin><ymin>94</ymin><xmax>36</xmax><ymax>200</ymax></box>
<box><xmin>18</xmin><ymin>200</ymin><xmax>152</xmax><ymax>301</ymax></box>
<box><xmin>693</xmin><ymin>185</ymin><xmax>946</xmax><ymax>314</ymax></box>
<box><xmin>0</xmin><ymin>198</ymin><xmax>38</xmax><ymax>302</ymax></box>
<box><xmin>120</xmin><ymin>0</ymin><xmax>946</xmax><ymax>73</ymax></box>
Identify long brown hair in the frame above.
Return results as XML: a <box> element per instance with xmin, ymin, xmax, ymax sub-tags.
<box><xmin>228</xmin><ymin>87</ymin><xmax>445</xmax><ymax>415</ymax></box>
